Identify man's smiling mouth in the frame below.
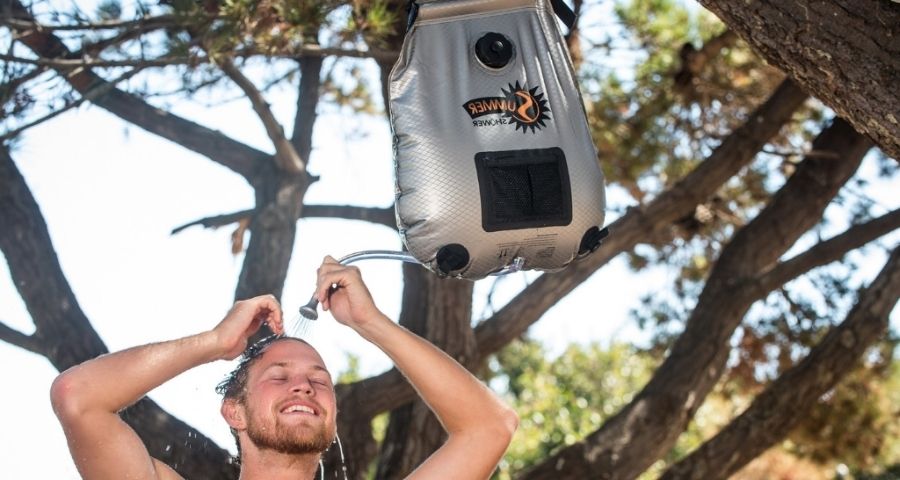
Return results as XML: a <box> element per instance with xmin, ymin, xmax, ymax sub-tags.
<box><xmin>280</xmin><ymin>403</ymin><xmax>318</xmax><ymax>415</ymax></box>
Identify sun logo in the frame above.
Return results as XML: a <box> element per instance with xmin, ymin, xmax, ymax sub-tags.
<box><xmin>462</xmin><ymin>81</ymin><xmax>552</xmax><ymax>133</ymax></box>
<box><xmin>502</xmin><ymin>82</ymin><xmax>551</xmax><ymax>133</ymax></box>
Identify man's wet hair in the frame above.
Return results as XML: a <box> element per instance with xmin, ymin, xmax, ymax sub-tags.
<box><xmin>215</xmin><ymin>335</ymin><xmax>313</xmax><ymax>462</ymax></box>
<box><xmin>215</xmin><ymin>335</ymin><xmax>312</xmax><ymax>402</ymax></box>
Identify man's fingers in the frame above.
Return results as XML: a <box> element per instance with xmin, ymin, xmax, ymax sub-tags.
<box><xmin>251</xmin><ymin>294</ymin><xmax>284</xmax><ymax>334</ymax></box>
<box><xmin>315</xmin><ymin>266</ymin><xmax>362</xmax><ymax>302</ymax></box>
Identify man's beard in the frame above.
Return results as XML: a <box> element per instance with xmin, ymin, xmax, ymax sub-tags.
<box><xmin>245</xmin><ymin>408</ymin><xmax>334</xmax><ymax>455</ymax></box>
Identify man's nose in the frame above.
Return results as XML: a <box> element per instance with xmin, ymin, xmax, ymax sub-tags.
<box><xmin>290</xmin><ymin>378</ymin><xmax>314</xmax><ymax>395</ymax></box>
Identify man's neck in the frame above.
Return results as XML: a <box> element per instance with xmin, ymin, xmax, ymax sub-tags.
<box><xmin>238</xmin><ymin>449</ymin><xmax>321</xmax><ymax>480</ymax></box>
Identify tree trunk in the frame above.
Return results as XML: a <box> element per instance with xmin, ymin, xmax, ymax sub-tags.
<box><xmin>520</xmin><ymin>118</ymin><xmax>872</xmax><ymax>480</ymax></box>
<box><xmin>374</xmin><ymin>263</ymin><xmax>475</xmax><ymax>479</ymax></box>
<box><xmin>697</xmin><ymin>0</ymin><xmax>900</xmax><ymax>159</ymax></box>
<box><xmin>236</xmin><ymin>52</ymin><xmax>323</xmax><ymax>331</ymax></box>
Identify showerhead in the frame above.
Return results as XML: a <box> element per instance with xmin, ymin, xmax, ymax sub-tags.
<box><xmin>297</xmin><ymin>250</ymin><xmax>419</xmax><ymax>321</ymax></box>
<box><xmin>299</xmin><ymin>302</ymin><xmax>319</xmax><ymax>320</ymax></box>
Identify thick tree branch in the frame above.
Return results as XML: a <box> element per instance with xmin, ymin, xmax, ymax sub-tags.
<box><xmin>0</xmin><ymin>143</ymin><xmax>107</xmax><ymax>366</ymax></box>
<box><xmin>474</xmin><ymin>79</ymin><xmax>808</xmax><ymax>357</ymax></box>
<box><xmin>521</xmin><ymin>118</ymin><xmax>872</xmax><ymax>480</ymax></box>
<box><xmin>0</xmin><ymin>143</ymin><xmax>238</xmax><ymax>479</ymax></box>
<box><xmin>674</xmin><ymin>29</ymin><xmax>738</xmax><ymax>91</ymax></box>
<box><xmin>0</xmin><ymin>48</ymin><xmax>400</xmax><ymax>70</ymax></box>
<box><xmin>0</xmin><ymin>320</ymin><xmax>44</xmax><ymax>355</ymax></box>
<box><xmin>218</xmin><ymin>58</ymin><xmax>305</xmax><ymax>174</ymax></box>
<box><xmin>290</xmin><ymin>55</ymin><xmax>323</xmax><ymax>164</ymax></box>
<box><xmin>696</xmin><ymin>0</ymin><xmax>900</xmax><ymax>159</ymax></box>
<box><xmin>302</xmin><ymin>204</ymin><xmax>396</xmax><ymax>229</ymax></box>
<box><xmin>5</xmin><ymin>0</ymin><xmax>266</xmax><ymax>180</ymax></box>
<box><xmin>170</xmin><ymin>209</ymin><xmax>254</xmax><ymax>234</ymax></box>
<box><xmin>0</xmin><ymin>52</ymin><xmax>197</xmax><ymax>69</ymax></box>
<box><xmin>0</xmin><ymin>14</ymin><xmax>180</xmax><ymax>32</ymax></box>
<box><xmin>1</xmin><ymin>66</ymin><xmax>144</xmax><ymax>141</ymax></box>
<box><xmin>171</xmin><ymin>204</ymin><xmax>395</xmax><ymax>235</ymax></box>
<box><xmin>276</xmin><ymin>45</ymin><xmax>398</xmax><ymax>63</ymax></box>
<box><xmin>662</xmin><ymin>246</ymin><xmax>900</xmax><ymax>480</ymax></box>
<box><xmin>755</xmin><ymin>208</ymin><xmax>900</xmax><ymax>294</ymax></box>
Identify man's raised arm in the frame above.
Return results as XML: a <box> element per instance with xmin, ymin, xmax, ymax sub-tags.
<box><xmin>49</xmin><ymin>295</ymin><xmax>285</xmax><ymax>480</ymax></box>
<box><xmin>316</xmin><ymin>257</ymin><xmax>519</xmax><ymax>479</ymax></box>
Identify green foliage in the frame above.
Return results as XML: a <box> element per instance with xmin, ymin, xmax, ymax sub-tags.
<box><xmin>790</xmin><ymin>339</ymin><xmax>900</xmax><ymax>473</ymax></box>
<box><xmin>344</xmin><ymin>0</ymin><xmax>400</xmax><ymax>48</ymax></box>
<box><xmin>592</xmin><ymin>0</ymin><xmax>783</xmax><ymax>201</ymax></box>
<box><xmin>489</xmin><ymin>339</ymin><xmax>658</xmax><ymax>477</ymax></box>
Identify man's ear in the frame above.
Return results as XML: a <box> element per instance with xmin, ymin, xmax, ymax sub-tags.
<box><xmin>221</xmin><ymin>399</ymin><xmax>247</xmax><ymax>430</ymax></box>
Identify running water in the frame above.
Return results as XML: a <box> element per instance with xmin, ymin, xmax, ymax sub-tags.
<box><xmin>287</xmin><ymin>311</ymin><xmax>313</xmax><ymax>338</ymax></box>
<box><xmin>335</xmin><ymin>434</ymin><xmax>348</xmax><ymax>480</ymax></box>
<box><xmin>318</xmin><ymin>459</ymin><xmax>325</xmax><ymax>480</ymax></box>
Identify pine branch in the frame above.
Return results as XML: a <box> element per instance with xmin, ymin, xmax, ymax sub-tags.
<box><xmin>217</xmin><ymin>57</ymin><xmax>305</xmax><ymax>174</ymax></box>
<box><xmin>661</xmin><ymin>246</ymin><xmax>900</xmax><ymax>479</ymax></box>
<box><xmin>755</xmin><ymin>208</ymin><xmax>900</xmax><ymax>294</ymax></box>
<box><xmin>6</xmin><ymin>0</ymin><xmax>265</xmax><ymax>180</ymax></box>
<box><xmin>0</xmin><ymin>14</ymin><xmax>180</xmax><ymax>32</ymax></box>
<box><xmin>0</xmin><ymin>52</ymin><xmax>193</xmax><ymax>69</ymax></box>
<box><xmin>521</xmin><ymin>117</ymin><xmax>872</xmax><ymax>480</ymax></box>
<box><xmin>1</xmin><ymin>66</ymin><xmax>145</xmax><ymax>141</ymax></box>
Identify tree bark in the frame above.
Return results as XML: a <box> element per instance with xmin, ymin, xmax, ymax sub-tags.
<box><xmin>292</xmin><ymin>56</ymin><xmax>324</xmax><ymax>161</ymax></box>
<box><xmin>374</xmin><ymin>263</ymin><xmax>476</xmax><ymax>480</ymax></box>
<box><xmin>0</xmin><ymin>145</ymin><xmax>107</xmax><ymax>369</ymax></box>
<box><xmin>520</xmin><ymin>117</ymin><xmax>871</xmax><ymax>480</ymax></box>
<box><xmin>235</xmin><ymin>53</ymin><xmax>323</xmax><ymax>315</ymax></box>
<box><xmin>0</xmin><ymin>145</ymin><xmax>238</xmax><ymax>479</ymax></box>
<box><xmin>696</xmin><ymin>0</ymin><xmax>900</xmax><ymax>159</ymax></box>
<box><xmin>661</xmin><ymin>246</ymin><xmax>900</xmax><ymax>480</ymax></box>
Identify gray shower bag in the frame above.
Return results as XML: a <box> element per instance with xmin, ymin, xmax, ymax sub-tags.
<box><xmin>389</xmin><ymin>0</ymin><xmax>607</xmax><ymax>280</ymax></box>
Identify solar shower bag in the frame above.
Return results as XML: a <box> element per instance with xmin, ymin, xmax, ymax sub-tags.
<box><xmin>390</xmin><ymin>0</ymin><xmax>606</xmax><ymax>279</ymax></box>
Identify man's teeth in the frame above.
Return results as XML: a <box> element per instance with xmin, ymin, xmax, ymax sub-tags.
<box><xmin>282</xmin><ymin>405</ymin><xmax>315</xmax><ymax>414</ymax></box>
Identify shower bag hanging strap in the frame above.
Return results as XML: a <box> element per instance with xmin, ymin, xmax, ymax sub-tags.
<box><xmin>406</xmin><ymin>0</ymin><xmax>577</xmax><ymax>31</ymax></box>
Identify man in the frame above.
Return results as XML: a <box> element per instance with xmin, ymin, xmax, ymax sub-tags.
<box><xmin>50</xmin><ymin>256</ymin><xmax>519</xmax><ymax>479</ymax></box>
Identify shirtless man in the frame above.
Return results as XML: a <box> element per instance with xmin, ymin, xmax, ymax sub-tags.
<box><xmin>50</xmin><ymin>256</ymin><xmax>518</xmax><ymax>479</ymax></box>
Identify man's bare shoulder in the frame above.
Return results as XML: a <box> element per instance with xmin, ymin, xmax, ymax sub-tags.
<box><xmin>152</xmin><ymin>458</ymin><xmax>185</xmax><ymax>480</ymax></box>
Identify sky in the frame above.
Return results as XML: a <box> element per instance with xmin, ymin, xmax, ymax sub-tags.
<box><xmin>2</xmin><ymin>3</ymin><xmax>899</xmax><ymax>479</ymax></box>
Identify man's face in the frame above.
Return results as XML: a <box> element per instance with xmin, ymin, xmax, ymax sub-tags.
<box><xmin>238</xmin><ymin>340</ymin><xmax>337</xmax><ymax>455</ymax></box>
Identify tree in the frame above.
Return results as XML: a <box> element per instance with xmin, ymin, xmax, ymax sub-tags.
<box><xmin>696</xmin><ymin>0</ymin><xmax>900</xmax><ymax>160</ymax></box>
<box><xmin>1</xmin><ymin>0</ymin><xmax>898</xmax><ymax>478</ymax></box>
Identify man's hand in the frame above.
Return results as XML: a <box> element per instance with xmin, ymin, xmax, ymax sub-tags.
<box><xmin>212</xmin><ymin>295</ymin><xmax>285</xmax><ymax>360</ymax></box>
<box><xmin>315</xmin><ymin>256</ymin><xmax>385</xmax><ymax>332</ymax></box>
<box><xmin>50</xmin><ymin>295</ymin><xmax>287</xmax><ymax>480</ymax></box>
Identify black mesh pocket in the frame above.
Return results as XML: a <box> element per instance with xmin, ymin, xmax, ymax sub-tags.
<box><xmin>474</xmin><ymin>147</ymin><xmax>572</xmax><ymax>232</ymax></box>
